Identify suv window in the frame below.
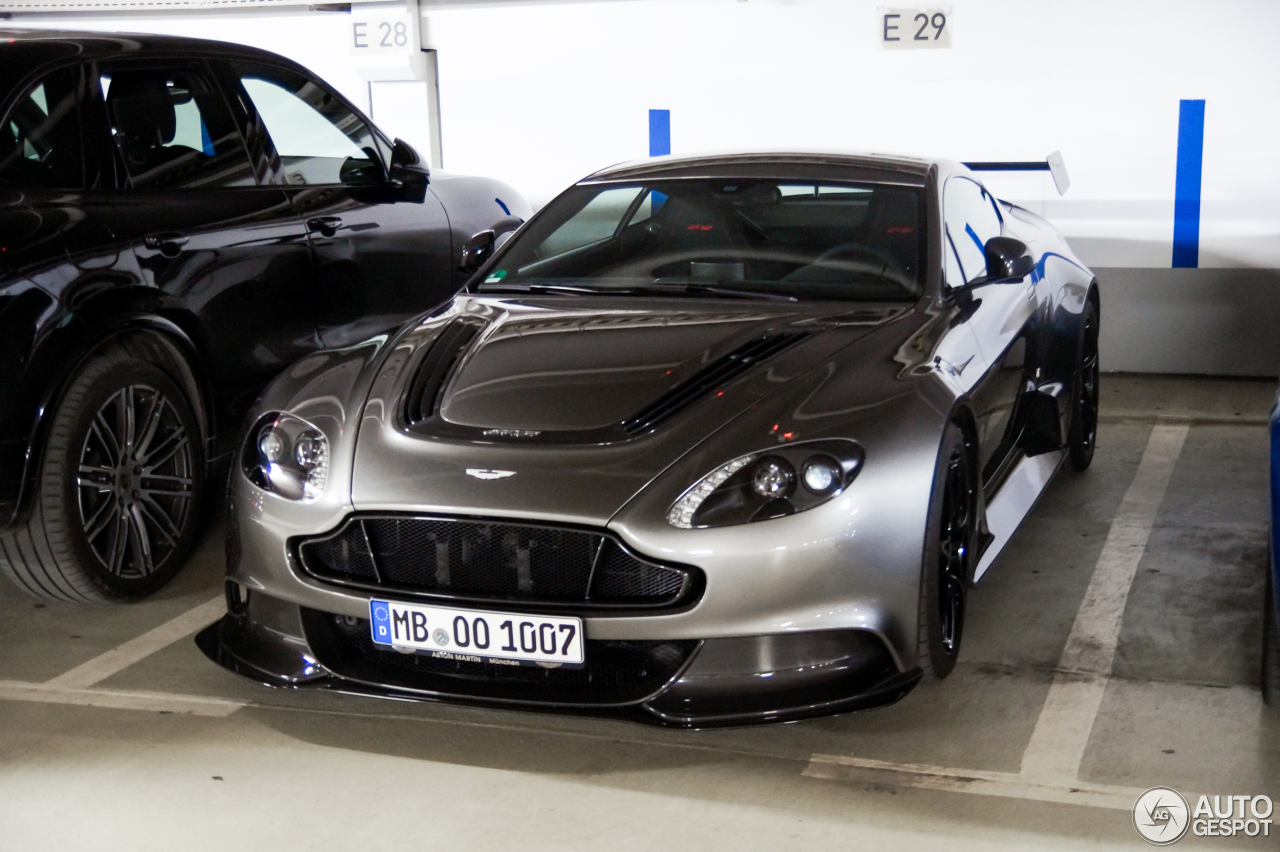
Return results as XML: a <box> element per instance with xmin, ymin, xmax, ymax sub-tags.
<box><xmin>233</xmin><ymin>64</ymin><xmax>383</xmax><ymax>187</ymax></box>
<box><xmin>0</xmin><ymin>66</ymin><xmax>83</xmax><ymax>189</ymax></box>
<box><xmin>102</xmin><ymin>65</ymin><xmax>255</xmax><ymax>190</ymax></box>
<box><xmin>943</xmin><ymin>176</ymin><xmax>1002</xmax><ymax>285</ymax></box>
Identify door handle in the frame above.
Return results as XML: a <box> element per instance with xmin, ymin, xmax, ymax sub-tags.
<box><xmin>307</xmin><ymin>217</ymin><xmax>344</xmax><ymax>237</ymax></box>
<box><xmin>142</xmin><ymin>232</ymin><xmax>189</xmax><ymax>258</ymax></box>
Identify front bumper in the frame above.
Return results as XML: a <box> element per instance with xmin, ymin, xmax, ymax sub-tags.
<box><xmin>197</xmin><ymin>586</ymin><xmax>921</xmax><ymax>727</ymax></box>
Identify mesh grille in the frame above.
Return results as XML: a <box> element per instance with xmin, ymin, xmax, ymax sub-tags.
<box><xmin>591</xmin><ymin>540</ymin><xmax>686</xmax><ymax>600</ymax></box>
<box><xmin>297</xmin><ymin>515</ymin><xmax>698</xmax><ymax>609</ymax></box>
<box><xmin>305</xmin><ymin>609</ymin><xmax>697</xmax><ymax>706</ymax></box>
<box><xmin>305</xmin><ymin>531</ymin><xmax>378</xmax><ymax>582</ymax></box>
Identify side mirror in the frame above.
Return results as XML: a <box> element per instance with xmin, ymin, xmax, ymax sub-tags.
<box><xmin>460</xmin><ymin>216</ymin><xmax>526</xmax><ymax>271</ymax></box>
<box><xmin>460</xmin><ymin>230</ymin><xmax>495</xmax><ymax>271</ymax></box>
<box><xmin>982</xmin><ymin>237</ymin><xmax>1036</xmax><ymax>281</ymax></box>
<box><xmin>489</xmin><ymin>215</ymin><xmax>524</xmax><ymax>249</ymax></box>
<box><xmin>388</xmin><ymin>138</ymin><xmax>428</xmax><ymax>202</ymax></box>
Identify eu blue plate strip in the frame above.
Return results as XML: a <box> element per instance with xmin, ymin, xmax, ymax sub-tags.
<box><xmin>1172</xmin><ymin>99</ymin><xmax>1205</xmax><ymax>269</ymax></box>
<box><xmin>649</xmin><ymin>109</ymin><xmax>671</xmax><ymax>157</ymax></box>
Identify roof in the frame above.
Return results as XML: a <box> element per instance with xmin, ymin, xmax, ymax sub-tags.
<box><xmin>0</xmin><ymin>28</ymin><xmax>306</xmax><ymax>87</ymax></box>
<box><xmin>585</xmin><ymin>151</ymin><xmax>936</xmax><ymax>185</ymax></box>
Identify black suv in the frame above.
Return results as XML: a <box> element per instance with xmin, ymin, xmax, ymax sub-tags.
<box><xmin>0</xmin><ymin>30</ymin><xmax>527</xmax><ymax>601</ymax></box>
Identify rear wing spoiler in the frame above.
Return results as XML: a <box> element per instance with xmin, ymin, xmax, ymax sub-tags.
<box><xmin>962</xmin><ymin>151</ymin><xmax>1070</xmax><ymax>195</ymax></box>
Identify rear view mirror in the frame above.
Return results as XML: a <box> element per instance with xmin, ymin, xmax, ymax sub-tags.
<box><xmin>982</xmin><ymin>237</ymin><xmax>1036</xmax><ymax>281</ymax></box>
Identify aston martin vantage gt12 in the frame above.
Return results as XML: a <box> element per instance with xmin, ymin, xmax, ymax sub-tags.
<box><xmin>200</xmin><ymin>152</ymin><xmax>1101</xmax><ymax>726</ymax></box>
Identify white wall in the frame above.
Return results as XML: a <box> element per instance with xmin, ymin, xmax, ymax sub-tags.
<box><xmin>14</xmin><ymin>0</ymin><xmax>1280</xmax><ymax>373</ymax></box>
<box><xmin>420</xmin><ymin>0</ymin><xmax>1280</xmax><ymax>270</ymax></box>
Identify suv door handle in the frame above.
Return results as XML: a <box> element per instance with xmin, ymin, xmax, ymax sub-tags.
<box><xmin>143</xmin><ymin>232</ymin><xmax>189</xmax><ymax>257</ymax></box>
<box><xmin>307</xmin><ymin>217</ymin><xmax>344</xmax><ymax>237</ymax></box>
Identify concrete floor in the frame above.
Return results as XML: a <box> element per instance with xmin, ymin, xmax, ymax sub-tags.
<box><xmin>0</xmin><ymin>374</ymin><xmax>1277</xmax><ymax>850</ymax></box>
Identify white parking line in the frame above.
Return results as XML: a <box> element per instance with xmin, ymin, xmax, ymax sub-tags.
<box><xmin>803</xmin><ymin>755</ymin><xmax>1146</xmax><ymax>810</ymax></box>
<box><xmin>1019</xmin><ymin>423</ymin><xmax>1188</xmax><ymax>782</ymax></box>
<box><xmin>43</xmin><ymin>594</ymin><xmax>225</xmax><ymax>690</ymax></box>
<box><xmin>0</xmin><ymin>680</ymin><xmax>243</xmax><ymax>717</ymax></box>
<box><xmin>808</xmin><ymin>423</ymin><xmax>1190</xmax><ymax>808</ymax></box>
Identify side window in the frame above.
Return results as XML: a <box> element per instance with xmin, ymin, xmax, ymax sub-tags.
<box><xmin>233</xmin><ymin>64</ymin><xmax>383</xmax><ymax>187</ymax></box>
<box><xmin>537</xmin><ymin>186</ymin><xmax>645</xmax><ymax>258</ymax></box>
<box><xmin>103</xmin><ymin>65</ymin><xmax>254</xmax><ymax>190</ymax></box>
<box><xmin>0</xmin><ymin>66</ymin><xmax>84</xmax><ymax>189</ymax></box>
<box><xmin>943</xmin><ymin>176</ymin><xmax>1002</xmax><ymax>284</ymax></box>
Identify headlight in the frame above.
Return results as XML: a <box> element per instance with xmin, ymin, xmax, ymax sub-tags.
<box><xmin>667</xmin><ymin>440</ymin><xmax>863</xmax><ymax>529</ymax></box>
<box><xmin>242</xmin><ymin>412</ymin><xmax>329</xmax><ymax>501</ymax></box>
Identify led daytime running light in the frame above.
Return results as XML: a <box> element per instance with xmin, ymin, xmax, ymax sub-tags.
<box><xmin>666</xmin><ymin>454</ymin><xmax>757</xmax><ymax>529</ymax></box>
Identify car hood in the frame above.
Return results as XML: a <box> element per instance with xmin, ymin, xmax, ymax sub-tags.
<box><xmin>349</xmin><ymin>295</ymin><xmax>917</xmax><ymax>525</ymax></box>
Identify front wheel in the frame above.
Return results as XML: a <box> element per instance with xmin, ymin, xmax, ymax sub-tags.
<box><xmin>0</xmin><ymin>350</ymin><xmax>203</xmax><ymax>601</ymax></box>
<box><xmin>917</xmin><ymin>421</ymin><xmax>977</xmax><ymax>681</ymax></box>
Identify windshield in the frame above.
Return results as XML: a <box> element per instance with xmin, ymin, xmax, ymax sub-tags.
<box><xmin>477</xmin><ymin>178</ymin><xmax>926</xmax><ymax>301</ymax></box>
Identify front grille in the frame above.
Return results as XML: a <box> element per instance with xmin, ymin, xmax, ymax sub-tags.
<box><xmin>303</xmin><ymin>608</ymin><xmax>698</xmax><ymax>706</ymax></box>
<box><xmin>296</xmin><ymin>515</ymin><xmax>699</xmax><ymax>610</ymax></box>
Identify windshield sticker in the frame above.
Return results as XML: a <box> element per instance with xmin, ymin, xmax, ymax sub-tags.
<box><xmin>485</xmin><ymin>270</ymin><xmax>508</xmax><ymax>283</ymax></box>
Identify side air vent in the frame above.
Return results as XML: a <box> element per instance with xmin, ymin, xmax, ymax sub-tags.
<box><xmin>404</xmin><ymin>318</ymin><xmax>486</xmax><ymax>426</ymax></box>
<box><xmin>620</xmin><ymin>332</ymin><xmax>808</xmax><ymax>437</ymax></box>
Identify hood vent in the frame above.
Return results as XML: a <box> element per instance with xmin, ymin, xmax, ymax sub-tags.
<box><xmin>620</xmin><ymin>331</ymin><xmax>808</xmax><ymax>437</ymax></box>
<box><xmin>404</xmin><ymin>318</ymin><xmax>486</xmax><ymax>426</ymax></box>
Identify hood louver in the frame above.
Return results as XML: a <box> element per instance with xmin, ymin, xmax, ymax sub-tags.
<box><xmin>404</xmin><ymin>318</ymin><xmax>486</xmax><ymax>426</ymax></box>
<box><xmin>620</xmin><ymin>332</ymin><xmax>808</xmax><ymax>437</ymax></box>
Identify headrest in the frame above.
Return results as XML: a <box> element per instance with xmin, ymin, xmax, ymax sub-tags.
<box><xmin>107</xmin><ymin>73</ymin><xmax>176</xmax><ymax>146</ymax></box>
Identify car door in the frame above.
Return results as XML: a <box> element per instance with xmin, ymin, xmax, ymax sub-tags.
<box><xmin>221</xmin><ymin>59</ymin><xmax>455</xmax><ymax>349</ymax></box>
<box><xmin>0</xmin><ymin>61</ymin><xmax>119</xmax><ymax>506</ymax></box>
<box><xmin>89</xmin><ymin>57</ymin><xmax>317</xmax><ymax>429</ymax></box>
<box><xmin>943</xmin><ymin>174</ymin><xmax>1041</xmax><ymax>486</ymax></box>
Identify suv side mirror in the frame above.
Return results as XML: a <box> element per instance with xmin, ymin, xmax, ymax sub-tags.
<box><xmin>982</xmin><ymin>236</ymin><xmax>1036</xmax><ymax>281</ymax></box>
<box><xmin>388</xmin><ymin>138</ymin><xmax>428</xmax><ymax>203</ymax></box>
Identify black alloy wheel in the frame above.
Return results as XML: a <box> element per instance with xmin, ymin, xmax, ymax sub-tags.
<box><xmin>1068</xmin><ymin>298</ymin><xmax>1100</xmax><ymax>471</ymax></box>
<box><xmin>0</xmin><ymin>349</ymin><xmax>204</xmax><ymax>601</ymax></box>
<box><xmin>76</xmin><ymin>384</ymin><xmax>195</xmax><ymax>581</ymax></box>
<box><xmin>937</xmin><ymin>446</ymin><xmax>971</xmax><ymax>654</ymax></box>
<box><xmin>919</xmin><ymin>422</ymin><xmax>976</xmax><ymax>680</ymax></box>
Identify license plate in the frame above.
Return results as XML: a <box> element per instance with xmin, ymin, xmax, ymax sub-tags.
<box><xmin>368</xmin><ymin>599</ymin><xmax>585</xmax><ymax>666</ymax></box>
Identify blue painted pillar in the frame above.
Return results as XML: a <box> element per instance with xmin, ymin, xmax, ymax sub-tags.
<box><xmin>649</xmin><ymin>109</ymin><xmax>671</xmax><ymax>157</ymax></box>
<box><xmin>1172</xmin><ymin>99</ymin><xmax>1205</xmax><ymax>269</ymax></box>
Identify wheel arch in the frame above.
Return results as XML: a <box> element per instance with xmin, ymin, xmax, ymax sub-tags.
<box><xmin>7</xmin><ymin>314</ymin><xmax>214</xmax><ymax>532</ymax></box>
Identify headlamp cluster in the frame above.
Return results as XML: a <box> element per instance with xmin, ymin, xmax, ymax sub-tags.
<box><xmin>243</xmin><ymin>412</ymin><xmax>329</xmax><ymax>502</ymax></box>
<box><xmin>667</xmin><ymin>440</ymin><xmax>864</xmax><ymax>529</ymax></box>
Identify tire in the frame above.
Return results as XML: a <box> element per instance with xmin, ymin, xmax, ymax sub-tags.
<box><xmin>1264</xmin><ymin>546</ymin><xmax>1280</xmax><ymax>707</ymax></box>
<box><xmin>917</xmin><ymin>421</ymin><xmax>977</xmax><ymax>681</ymax></box>
<box><xmin>0</xmin><ymin>350</ymin><xmax>204</xmax><ymax>602</ymax></box>
<box><xmin>1067</xmin><ymin>296</ymin><xmax>1100</xmax><ymax>472</ymax></box>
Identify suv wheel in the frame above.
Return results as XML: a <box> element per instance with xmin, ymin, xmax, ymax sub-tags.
<box><xmin>0</xmin><ymin>350</ymin><xmax>204</xmax><ymax>601</ymax></box>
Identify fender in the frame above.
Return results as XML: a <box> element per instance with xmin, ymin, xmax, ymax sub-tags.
<box><xmin>2</xmin><ymin>309</ymin><xmax>214</xmax><ymax>533</ymax></box>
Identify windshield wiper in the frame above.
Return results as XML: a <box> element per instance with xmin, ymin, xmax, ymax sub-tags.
<box><xmin>476</xmin><ymin>279</ymin><xmax>797</xmax><ymax>302</ymax></box>
<box><xmin>474</xmin><ymin>282</ymin><xmax>604</xmax><ymax>296</ymax></box>
<box><xmin>644</xmin><ymin>280</ymin><xmax>798</xmax><ymax>302</ymax></box>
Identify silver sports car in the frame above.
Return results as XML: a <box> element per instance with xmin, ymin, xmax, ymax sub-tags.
<box><xmin>199</xmin><ymin>152</ymin><xmax>1100</xmax><ymax>726</ymax></box>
